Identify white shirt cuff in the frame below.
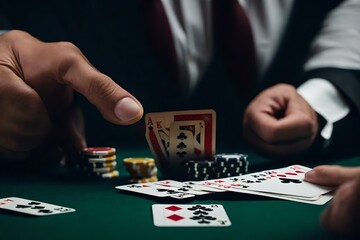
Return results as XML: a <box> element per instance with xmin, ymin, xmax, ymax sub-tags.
<box><xmin>297</xmin><ymin>78</ymin><xmax>350</xmax><ymax>140</ymax></box>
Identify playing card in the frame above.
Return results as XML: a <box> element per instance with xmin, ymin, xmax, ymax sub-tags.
<box><xmin>154</xmin><ymin>180</ymin><xmax>211</xmax><ymax>195</ymax></box>
<box><xmin>183</xmin><ymin>181</ymin><xmax>227</xmax><ymax>192</ymax></box>
<box><xmin>194</xmin><ymin>165</ymin><xmax>334</xmax><ymax>204</ymax></box>
<box><xmin>152</xmin><ymin>204</ymin><xmax>231</xmax><ymax>227</ymax></box>
<box><xmin>173</xmin><ymin>110</ymin><xmax>216</xmax><ymax>160</ymax></box>
<box><xmin>194</xmin><ymin>177</ymin><xmax>333</xmax><ymax>204</ymax></box>
<box><xmin>145</xmin><ymin>112</ymin><xmax>170</xmax><ymax>165</ymax></box>
<box><xmin>237</xmin><ymin>165</ymin><xmax>333</xmax><ymax>198</ymax></box>
<box><xmin>145</xmin><ymin>110</ymin><xmax>216</xmax><ymax>171</ymax></box>
<box><xmin>0</xmin><ymin>197</ymin><xmax>75</xmax><ymax>216</ymax></box>
<box><xmin>115</xmin><ymin>182</ymin><xmax>196</xmax><ymax>199</ymax></box>
<box><xmin>168</xmin><ymin>120</ymin><xmax>205</xmax><ymax>164</ymax></box>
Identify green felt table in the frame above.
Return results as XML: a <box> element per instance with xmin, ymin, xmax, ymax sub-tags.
<box><xmin>1</xmin><ymin>147</ymin><xmax>358</xmax><ymax>240</ymax></box>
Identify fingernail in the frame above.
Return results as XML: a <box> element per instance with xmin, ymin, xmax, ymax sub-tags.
<box><xmin>114</xmin><ymin>97</ymin><xmax>142</xmax><ymax>122</ymax></box>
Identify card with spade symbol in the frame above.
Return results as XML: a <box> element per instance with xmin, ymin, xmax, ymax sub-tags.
<box><xmin>152</xmin><ymin>204</ymin><xmax>231</xmax><ymax>227</ymax></box>
<box><xmin>0</xmin><ymin>197</ymin><xmax>75</xmax><ymax>216</ymax></box>
<box><xmin>145</xmin><ymin>110</ymin><xmax>215</xmax><ymax>170</ymax></box>
<box><xmin>115</xmin><ymin>181</ymin><xmax>199</xmax><ymax>199</ymax></box>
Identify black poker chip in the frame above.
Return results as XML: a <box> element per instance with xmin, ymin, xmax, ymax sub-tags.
<box><xmin>184</xmin><ymin>153</ymin><xmax>249</xmax><ymax>181</ymax></box>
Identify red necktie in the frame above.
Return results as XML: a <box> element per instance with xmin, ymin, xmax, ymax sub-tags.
<box><xmin>213</xmin><ymin>0</ymin><xmax>256</xmax><ymax>101</ymax></box>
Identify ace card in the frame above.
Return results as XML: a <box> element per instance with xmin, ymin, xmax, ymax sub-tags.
<box><xmin>145</xmin><ymin>109</ymin><xmax>216</xmax><ymax>170</ymax></box>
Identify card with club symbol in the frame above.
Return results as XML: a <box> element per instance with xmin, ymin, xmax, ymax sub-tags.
<box><xmin>152</xmin><ymin>204</ymin><xmax>231</xmax><ymax>227</ymax></box>
<box><xmin>0</xmin><ymin>197</ymin><xmax>75</xmax><ymax>216</ymax></box>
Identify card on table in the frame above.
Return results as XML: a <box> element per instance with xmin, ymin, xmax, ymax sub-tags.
<box><xmin>145</xmin><ymin>110</ymin><xmax>216</xmax><ymax>169</ymax></box>
<box><xmin>234</xmin><ymin>165</ymin><xmax>332</xmax><ymax>198</ymax></box>
<box><xmin>154</xmin><ymin>180</ymin><xmax>211</xmax><ymax>195</ymax></box>
<box><xmin>195</xmin><ymin>165</ymin><xmax>334</xmax><ymax>204</ymax></box>
<box><xmin>116</xmin><ymin>164</ymin><xmax>334</xmax><ymax>204</ymax></box>
<box><xmin>0</xmin><ymin>197</ymin><xmax>75</xmax><ymax>216</ymax></box>
<box><xmin>152</xmin><ymin>204</ymin><xmax>231</xmax><ymax>227</ymax></box>
<box><xmin>115</xmin><ymin>182</ymin><xmax>197</xmax><ymax>199</ymax></box>
<box><xmin>196</xmin><ymin>178</ymin><xmax>333</xmax><ymax>205</ymax></box>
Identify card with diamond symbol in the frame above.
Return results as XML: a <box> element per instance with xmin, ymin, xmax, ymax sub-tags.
<box><xmin>152</xmin><ymin>204</ymin><xmax>231</xmax><ymax>227</ymax></box>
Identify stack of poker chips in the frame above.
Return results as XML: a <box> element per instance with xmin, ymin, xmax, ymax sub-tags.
<box><xmin>123</xmin><ymin>157</ymin><xmax>158</xmax><ymax>183</ymax></box>
<box><xmin>70</xmin><ymin>147</ymin><xmax>119</xmax><ymax>178</ymax></box>
<box><xmin>184</xmin><ymin>153</ymin><xmax>249</xmax><ymax>181</ymax></box>
<box><xmin>185</xmin><ymin>160</ymin><xmax>216</xmax><ymax>181</ymax></box>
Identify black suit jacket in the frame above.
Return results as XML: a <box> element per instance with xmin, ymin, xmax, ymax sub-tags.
<box><xmin>0</xmin><ymin>0</ymin><xmax>359</xmax><ymax>157</ymax></box>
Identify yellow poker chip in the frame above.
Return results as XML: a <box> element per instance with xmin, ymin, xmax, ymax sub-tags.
<box><xmin>92</xmin><ymin>166</ymin><xmax>117</xmax><ymax>173</ymax></box>
<box><xmin>101</xmin><ymin>170</ymin><xmax>119</xmax><ymax>179</ymax></box>
<box><xmin>124</xmin><ymin>163</ymin><xmax>156</xmax><ymax>171</ymax></box>
<box><xmin>82</xmin><ymin>147</ymin><xmax>116</xmax><ymax>156</ymax></box>
<box><xmin>91</xmin><ymin>161</ymin><xmax>117</xmax><ymax>168</ymax></box>
<box><xmin>129</xmin><ymin>176</ymin><xmax>158</xmax><ymax>183</ymax></box>
<box><xmin>123</xmin><ymin>157</ymin><xmax>155</xmax><ymax>164</ymax></box>
<box><xmin>126</xmin><ymin>170</ymin><xmax>157</xmax><ymax>178</ymax></box>
<box><xmin>87</xmin><ymin>155</ymin><xmax>117</xmax><ymax>163</ymax></box>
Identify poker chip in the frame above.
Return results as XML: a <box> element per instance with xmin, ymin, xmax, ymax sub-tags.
<box><xmin>67</xmin><ymin>146</ymin><xmax>118</xmax><ymax>179</ymax></box>
<box><xmin>185</xmin><ymin>160</ymin><xmax>217</xmax><ymax>181</ymax></box>
<box><xmin>82</xmin><ymin>147</ymin><xmax>116</xmax><ymax>156</ymax></box>
<box><xmin>87</xmin><ymin>155</ymin><xmax>117</xmax><ymax>163</ymax></box>
<box><xmin>123</xmin><ymin>157</ymin><xmax>158</xmax><ymax>183</ymax></box>
<box><xmin>91</xmin><ymin>166</ymin><xmax>117</xmax><ymax>173</ymax></box>
<box><xmin>184</xmin><ymin>153</ymin><xmax>249</xmax><ymax>181</ymax></box>
<box><xmin>101</xmin><ymin>170</ymin><xmax>119</xmax><ymax>179</ymax></box>
<box><xmin>129</xmin><ymin>176</ymin><xmax>159</xmax><ymax>183</ymax></box>
<box><xmin>90</xmin><ymin>161</ymin><xmax>117</xmax><ymax>168</ymax></box>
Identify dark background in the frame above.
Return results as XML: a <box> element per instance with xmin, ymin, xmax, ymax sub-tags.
<box><xmin>0</xmin><ymin>0</ymin><xmax>249</xmax><ymax>149</ymax></box>
<box><xmin>1</xmin><ymin>0</ymin><xmax>358</xmax><ymax>159</ymax></box>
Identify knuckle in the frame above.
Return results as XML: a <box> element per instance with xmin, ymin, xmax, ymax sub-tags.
<box><xmin>87</xmin><ymin>76</ymin><xmax>117</xmax><ymax>99</ymax></box>
<box><xmin>55</xmin><ymin>41</ymin><xmax>80</xmax><ymax>52</ymax></box>
<box><xmin>53</xmin><ymin>42</ymin><xmax>82</xmax><ymax>64</ymax></box>
<box><xmin>2</xmin><ymin>30</ymin><xmax>30</xmax><ymax>41</ymax></box>
<box><xmin>275</xmin><ymin>83</ymin><xmax>295</xmax><ymax>91</ymax></box>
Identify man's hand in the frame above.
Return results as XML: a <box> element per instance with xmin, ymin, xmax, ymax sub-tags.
<box><xmin>305</xmin><ymin>165</ymin><xmax>360</xmax><ymax>237</ymax></box>
<box><xmin>0</xmin><ymin>30</ymin><xmax>143</xmax><ymax>160</ymax></box>
<box><xmin>243</xmin><ymin>83</ymin><xmax>319</xmax><ymax>157</ymax></box>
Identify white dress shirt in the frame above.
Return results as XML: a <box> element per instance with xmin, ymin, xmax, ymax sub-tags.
<box><xmin>162</xmin><ymin>0</ymin><xmax>360</xmax><ymax>139</ymax></box>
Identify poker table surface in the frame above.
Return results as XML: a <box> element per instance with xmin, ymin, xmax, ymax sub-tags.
<box><xmin>1</xmin><ymin>147</ymin><xmax>358</xmax><ymax>240</ymax></box>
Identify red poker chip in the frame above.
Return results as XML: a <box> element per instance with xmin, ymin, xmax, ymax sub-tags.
<box><xmin>82</xmin><ymin>147</ymin><xmax>116</xmax><ymax>156</ymax></box>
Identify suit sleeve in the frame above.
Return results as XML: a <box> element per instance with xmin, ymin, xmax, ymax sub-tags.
<box><xmin>301</xmin><ymin>0</ymin><xmax>360</xmax><ymax>156</ymax></box>
<box><xmin>303</xmin><ymin>0</ymin><xmax>360</xmax><ymax>110</ymax></box>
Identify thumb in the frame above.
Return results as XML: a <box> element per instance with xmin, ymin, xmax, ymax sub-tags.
<box><xmin>9</xmin><ymin>31</ymin><xmax>144</xmax><ymax>125</ymax></box>
<box><xmin>60</xmin><ymin>61</ymin><xmax>144</xmax><ymax>125</ymax></box>
<box><xmin>305</xmin><ymin>165</ymin><xmax>360</xmax><ymax>186</ymax></box>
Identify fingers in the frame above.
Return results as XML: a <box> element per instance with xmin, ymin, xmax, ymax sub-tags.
<box><xmin>305</xmin><ymin>165</ymin><xmax>360</xmax><ymax>186</ymax></box>
<box><xmin>6</xmin><ymin>30</ymin><xmax>143</xmax><ymax>125</ymax></box>
<box><xmin>243</xmin><ymin>125</ymin><xmax>313</xmax><ymax>157</ymax></box>
<box><xmin>57</xmin><ymin>52</ymin><xmax>144</xmax><ymax>125</ymax></box>
<box><xmin>246</xmin><ymin>113</ymin><xmax>315</xmax><ymax>143</ymax></box>
<box><xmin>243</xmin><ymin>84</ymin><xmax>318</xmax><ymax>157</ymax></box>
<box><xmin>320</xmin><ymin>176</ymin><xmax>360</xmax><ymax>237</ymax></box>
<box><xmin>0</xmin><ymin>66</ymin><xmax>52</xmax><ymax>152</ymax></box>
